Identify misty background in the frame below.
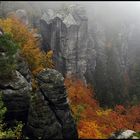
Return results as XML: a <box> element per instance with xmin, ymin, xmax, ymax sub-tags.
<box><xmin>1</xmin><ymin>1</ymin><xmax>140</xmax><ymax>26</ymax></box>
<box><xmin>1</xmin><ymin>1</ymin><xmax>140</xmax><ymax>108</ymax></box>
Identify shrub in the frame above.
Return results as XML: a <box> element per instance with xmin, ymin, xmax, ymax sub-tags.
<box><xmin>0</xmin><ymin>93</ymin><xmax>23</xmax><ymax>139</ymax></box>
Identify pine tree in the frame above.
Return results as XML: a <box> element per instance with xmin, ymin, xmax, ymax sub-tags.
<box><xmin>0</xmin><ymin>33</ymin><xmax>19</xmax><ymax>79</ymax></box>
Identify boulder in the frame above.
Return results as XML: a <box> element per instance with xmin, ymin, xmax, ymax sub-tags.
<box><xmin>109</xmin><ymin>129</ymin><xmax>140</xmax><ymax>139</ymax></box>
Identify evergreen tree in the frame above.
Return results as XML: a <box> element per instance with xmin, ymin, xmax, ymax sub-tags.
<box><xmin>0</xmin><ymin>33</ymin><xmax>19</xmax><ymax>79</ymax></box>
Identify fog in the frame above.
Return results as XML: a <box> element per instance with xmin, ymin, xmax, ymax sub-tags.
<box><xmin>1</xmin><ymin>1</ymin><xmax>140</xmax><ymax>107</ymax></box>
<box><xmin>18</xmin><ymin>1</ymin><xmax>140</xmax><ymax>32</ymax></box>
<box><xmin>30</xmin><ymin>1</ymin><xmax>140</xmax><ymax>23</ymax></box>
<box><xmin>3</xmin><ymin>1</ymin><xmax>140</xmax><ymax>28</ymax></box>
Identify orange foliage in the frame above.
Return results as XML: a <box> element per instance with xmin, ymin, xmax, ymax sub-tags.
<box><xmin>126</xmin><ymin>105</ymin><xmax>140</xmax><ymax>131</ymax></box>
<box><xmin>78</xmin><ymin>120</ymin><xmax>104</xmax><ymax>139</ymax></box>
<box><xmin>65</xmin><ymin>76</ymin><xmax>104</xmax><ymax>138</ymax></box>
<box><xmin>0</xmin><ymin>17</ymin><xmax>54</xmax><ymax>75</ymax></box>
<box><xmin>65</xmin><ymin>76</ymin><xmax>98</xmax><ymax>109</ymax></box>
<box><xmin>65</xmin><ymin>76</ymin><xmax>140</xmax><ymax>139</ymax></box>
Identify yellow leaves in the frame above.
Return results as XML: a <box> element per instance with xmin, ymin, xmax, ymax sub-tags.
<box><xmin>32</xmin><ymin>67</ymin><xmax>44</xmax><ymax>76</ymax></box>
<box><xmin>96</xmin><ymin>109</ymin><xmax>112</xmax><ymax>117</ymax></box>
<box><xmin>78</xmin><ymin>120</ymin><xmax>104</xmax><ymax>139</ymax></box>
<box><xmin>43</xmin><ymin>50</ymin><xmax>54</xmax><ymax>69</ymax></box>
<box><xmin>46</xmin><ymin>50</ymin><xmax>53</xmax><ymax>57</ymax></box>
<box><xmin>66</xmin><ymin>77</ymin><xmax>140</xmax><ymax>138</ymax></box>
<box><xmin>0</xmin><ymin>18</ymin><xmax>13</xmax><ymax>33</ymax></box>
<box><xmin>65</xmin><ymin>77</ymin><xmax>98</xmax><ymax>108</ymax></box>
<box><xmin>71</xmin><ymin>104</ymin><xmax>86</xmax><ymax>122</ymax></box>
<box><xmin>0</xmin><ymin>17</ymin><xmax>54</xmax><ymax>75</ymax></box>
<box><xmin>65</xmin><ymin>77</ymin><xmax>103</xmax><ymax>138</ymax></box>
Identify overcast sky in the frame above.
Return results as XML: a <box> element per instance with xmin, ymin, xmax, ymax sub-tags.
<box><xmin>8</xmin><ymin>1</ymin><xmax>140</xmax><ymax>29</ymax></box>
<box><xmin>33</xmin><ymin>1</ymin><xmax>140</xmax><ymax>23</ymax></box>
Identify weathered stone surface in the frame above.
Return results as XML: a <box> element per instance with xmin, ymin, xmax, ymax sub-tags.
<box><xmin>26</xmin><ymin>68</ymin><xmax>78</xmax><ymax>139</ymax></box>
<box><xmin>40</xmin><ymin>5</ymin><xmax>95</xmax><ymax>83</ymax></box>
<box><xmin>0</xmin><ymin>70</ymin><xmax>31</xmax><ymax>122</ymax></box>
<box><xmin>40</xmin><ymin>5</ymin><xmax>138</xmax><ymax>107</ymax></box>
<box><xmin>109</xmin><ymin>129</ymin><xmax>140</xmax><ymax>139</ymax></box>
<box><xmin>26</xmin><ymin>90</ymin><xmax>63</xmax><ymax>139</ymax></box>
<box><xmin>16</xmin><ymin>52</ymin><xmax>32</xmax><ymax>84</ymax></box>
<box><xmin>37</xmin><ymin>69</ymin><xmax>78</xmax><ymax>139</ymax></box>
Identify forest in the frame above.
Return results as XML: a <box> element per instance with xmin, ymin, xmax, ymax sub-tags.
<box><xmin>0</xmin><ymin>1</ymin><xmax>140</xmax><ymax>139</ymax></box>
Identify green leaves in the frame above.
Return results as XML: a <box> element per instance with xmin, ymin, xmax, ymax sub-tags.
<box><xmin>0</xmin><ymin>93</ymin><xmax>24</xmax><ymax>139</ymax></box>
<box><xmin>0</xmin><ymin>33</ymin><xmax>19</xmax><ymax>55</ymax></box>
<box><xmin>0</xmin><ymin>33</ymin><xmax>19</xmax><ymax>79</ymax></box>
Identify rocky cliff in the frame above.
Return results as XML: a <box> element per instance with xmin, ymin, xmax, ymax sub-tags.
<box><xmin>39</xmin><ymin>4</ymin><xmax>140</xmax><ymax>107</ymax></box>
<box><xmin>40</xmin><ymin>5</ymin><xmax>96</xmax><ymax>84</ymax></box>
<box><xmin>39</xmin><ymin>5</ymin><xmax>125</xmax><ymax>107</ymax></box>
<box><xmin>0</xmin><ymin>31</ymin><xmax>78</xmax><ymax>139</ymax></box>
<box><xmin>0</xmin><ymin>67</ymin><xmax>78</xmax><ymax>139</ymax></box>
<box><xmin>1</xmin><ymin>70</ymin><xmax>31</xmax><ymax>123</ymax></box>
<box><xmin>26</xmin><ymin>69</ymin><xmax>78</xmax><ymax>139</ymax></box>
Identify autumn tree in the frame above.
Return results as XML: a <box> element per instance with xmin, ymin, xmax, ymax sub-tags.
<box><xmin>65</xmin><ymin>76</ymin><xmax>140</xmax><ymax>139</ymax></box>
<box><xmin>0</xmin><ymin>16</ymin><xmax>54</xmax><ymax>76</ymax></box>
<box><xmin>65</xmin><ymin>76</ymin><xmax>104</xmax><ymax>138</ymax></box>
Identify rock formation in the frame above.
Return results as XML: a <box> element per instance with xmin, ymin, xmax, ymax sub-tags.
<box><xmin>26</xmin><ymin>69</ymin><xmax>78</xmax><ymax>139</ymax></box>
<box><xmin>0</xmin><ymin>70</ymin><xmax>31</xmax><ymax>123</ymax></box>
<box><xmin>0</xmin><ymin>65</ymin><xmax>78</xmax><ymax>139</ymax></box>
<box><xmin>39</xmin><ymin>4</ymin><xmax>140</xmax><ymax>107</ymax></box>
<box><xmin>0</xmin><ymin>29</ymin><xmax>30</xmax><ymax>123</ymax></box>
<box><xmin>40</xmin><ymin>5</ymin><xmax>96</xmax><ymax>83</ymax></box>
<box><xmin>16</xmin><ymin>52</ymin><xmax>32</xmax><ymax>84</ymax></box>
<box><xmin>0</xmin><ymin>26</ymin><xmax>78</xmax><ymax>139</ymax></box>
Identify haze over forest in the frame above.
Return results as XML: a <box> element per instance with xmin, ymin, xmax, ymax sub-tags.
<box><xmin>1</xmin><ymin>1</ymin><xmax>140</xmax><ymax>139</ymax></box>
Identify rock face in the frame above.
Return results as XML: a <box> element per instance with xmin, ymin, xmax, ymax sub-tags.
<box><xmin>26</xmin><ymin>68</ymin><xmax>78</xmax><ymax>139</ymax></box>
<box><xmin>0</xmin><ymin>31</ymin><xmax>31</xmax><ymax>122</ymax></box>
<box><xmin>40</xmin><ymin>5</ymin><xmax>118</xmax><ymax>106</ymax></box>
<box><xmin>109</xmin><ymin>130</ymin><xmax>140</xmax><ymax>139</ymax></box>
<box><xmin>0</xmin><ymin>71</ymin><xmax>31</xmax><ymax>122</ymax></box>
<box><xmin>16</xmin><ymin>52</ymin><xmax>32</xmax><ymax>84</ymax></box>
<box><xmin>39</xmin><ymin>5</ymin><xmax>126</xmax><ymax>107</ymax></box>
<box><xmin>0</xmin><ymin>66</ymin><xmax>78</xmax><ymax>139</ymax></box>
<box><xmin>40</xmin><ymin>5</ymin><xmax>96</xmax><ymax>83</ymax></box>
<box><xmin>0</xmin><ymin>25</ymin><xmax>77</xmax><ymax>138</ymax></box>
<box><xmin>26</xmin><ymin>90</ymin><xmax>63</xmax><ymax>139</ymax></box>
<box><xmin>39</xmin><ymin>4</ymin><xmax>140</xmax><ymax>107</ymax></box>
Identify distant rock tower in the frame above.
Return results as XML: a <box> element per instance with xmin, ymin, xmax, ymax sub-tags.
<box><xmin>15</xmin><ymin>9</ymin><xmax>29</xmax><ymax>25</ymax></box>
<box><xmin>40</xmin><ymin>4</ymin><xmax>96</xmax><ymax>83</ymax></box>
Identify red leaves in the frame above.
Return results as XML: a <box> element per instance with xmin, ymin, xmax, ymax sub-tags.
<box><xmin>65</xmin><ymin>76</ymin><xmax>98</xmax><ymax>109</ymax></box>
<box><xmin>114</xmin><ymin>105</ymin><xmax>126</xmax><ymax>114</ymax></box>
<box><xmin>65</xmin><ymin>77</ymin><xmax>107</xmax><ymax>138</ymax></box>
<box><xmin>65</xmin><ymin>76</ymin><xmax>140</xmax><ymax>139</ymax></box>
